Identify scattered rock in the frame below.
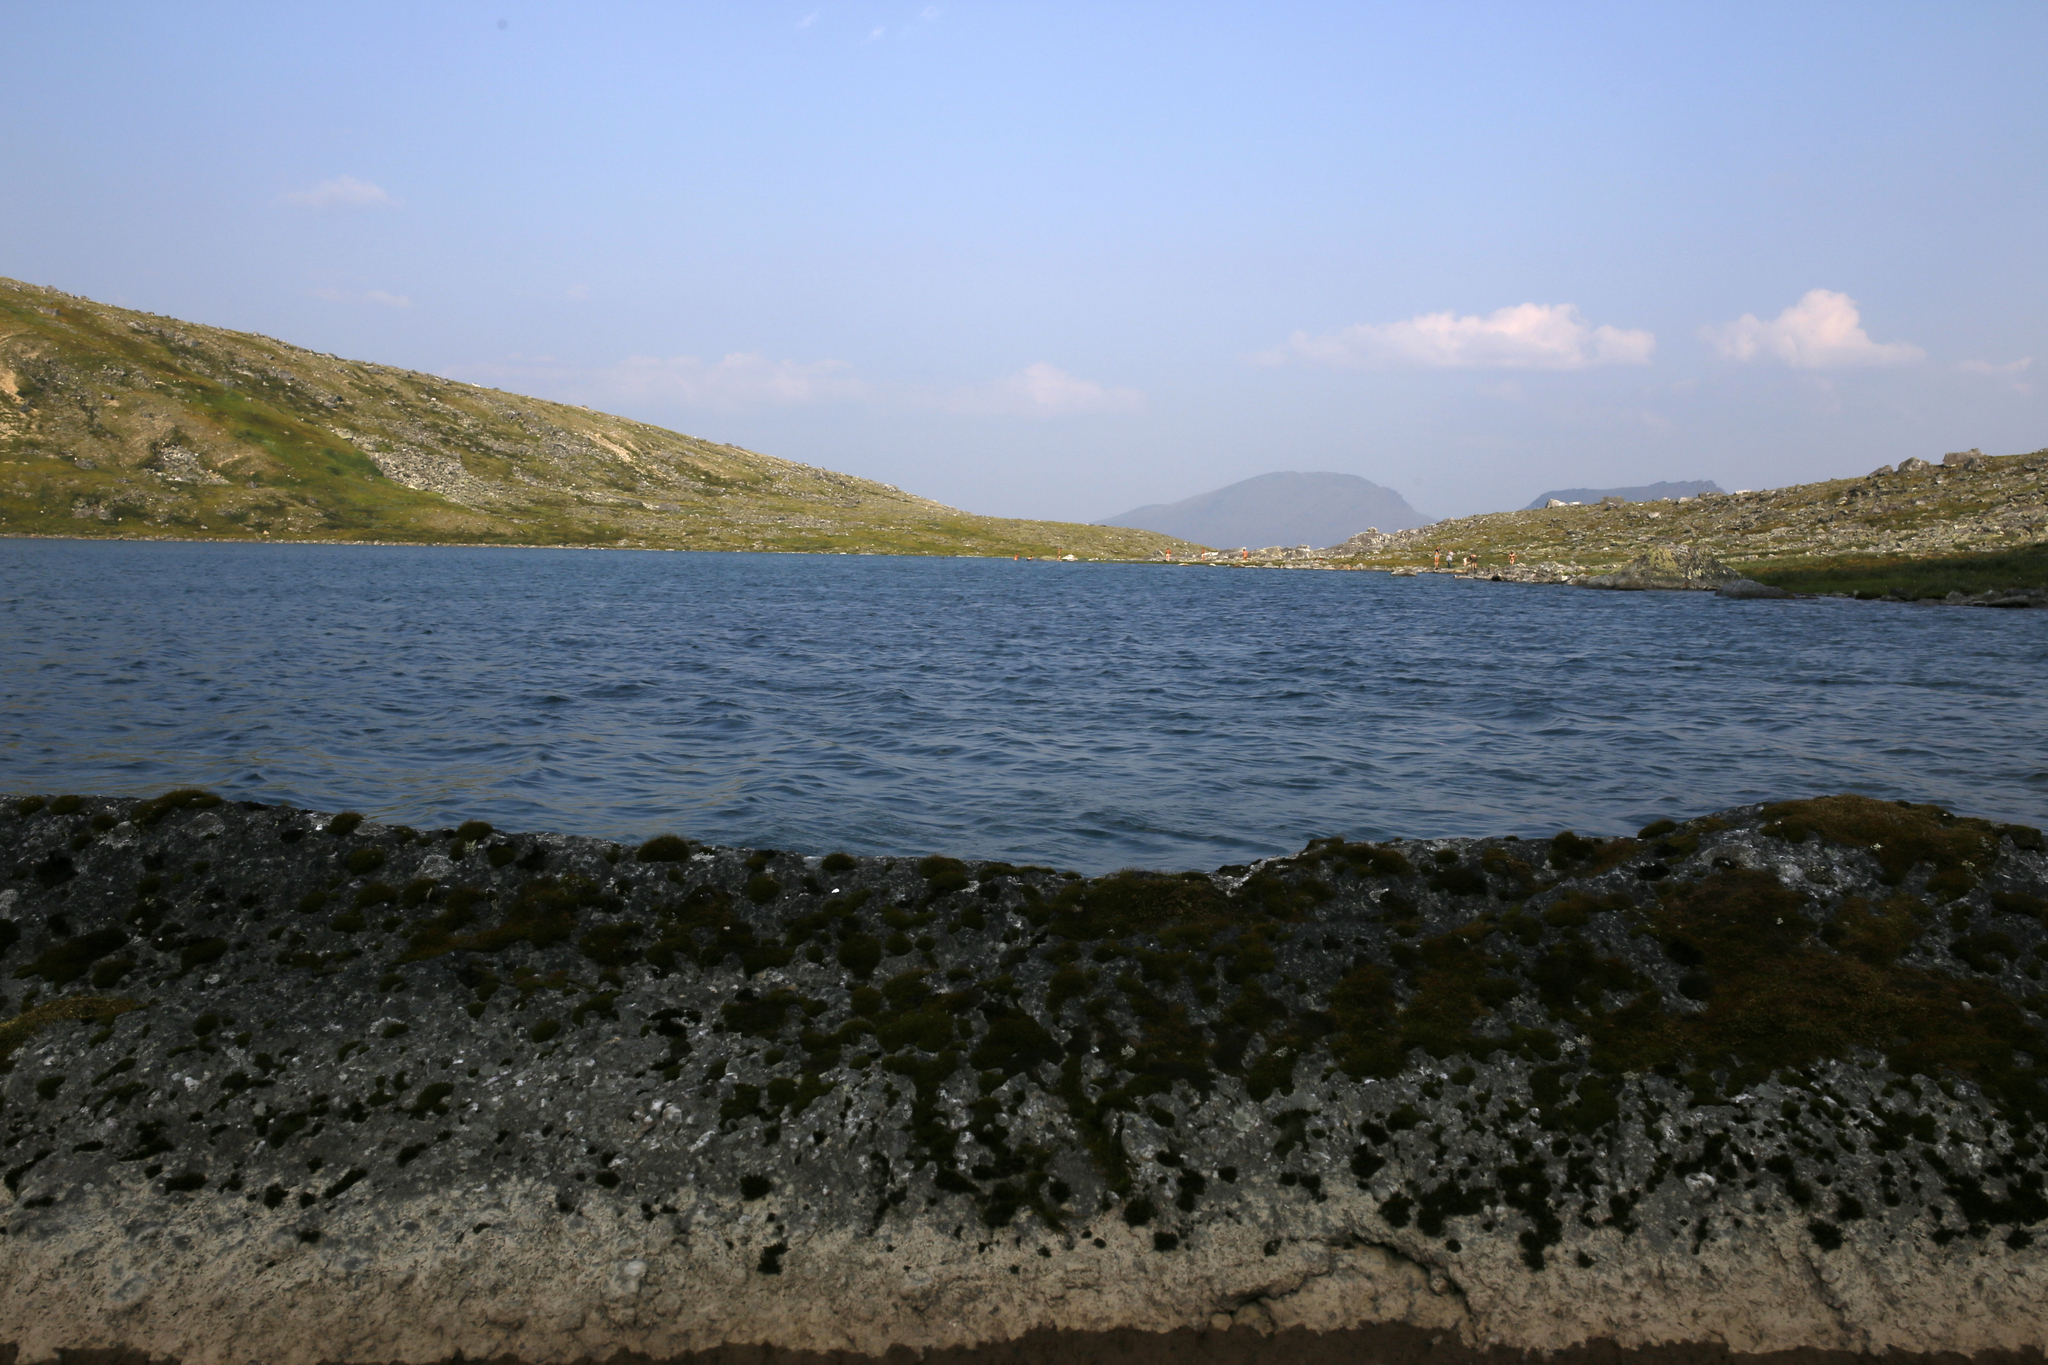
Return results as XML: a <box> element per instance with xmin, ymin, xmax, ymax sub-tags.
<box><xmin>1580</xmin><ymin>544</ymin><xmax>1740</xmax><ymax>591</ymax></box>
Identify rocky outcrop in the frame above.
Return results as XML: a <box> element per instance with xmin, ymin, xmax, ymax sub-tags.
<box><xmin>1579</xmin><ymin>545</ymin><xmax>1739</xmax><ymax>591</ymax></box>
<box><xmin>3</xmin><ymin>791</ymin><xmax>2048</xmax><ymax>1363</ymax></box>
<box><xmin>1294</xmin><ymin>449</ymin><xmax>2048</xmax><ymax>585</ymax></box>
<box><xmin>1715</xmin><ymin>578</ymin><xmax>1795</xmax><ymax>600</ymax></box>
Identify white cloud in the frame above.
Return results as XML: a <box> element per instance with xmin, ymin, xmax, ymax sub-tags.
<box><xmin>1959</xmin><ymin>356</ymin><xmax>2034</xmax><ymax>395</ymax></box>
<box><xmin>1704</xmin><ymin>289</ymin><xmax>1923</xmax><ymax>369</ymax></box>
<box><xmin>934</xmin><ymin>363</ymin><xmax>1145</xmax><ymax>417</ymax></box>
<box><xmin>1265</xmin><ymin>303</ymin><xmax>1655</xmax><ymax>371</ymax></box>
<box><xmin>281</xmin><ymin>175</ymin><xmax>397</xmax><ymax>210</ymax></box>
<box><xmin>607</xmin><ymin>353</ymin><xmax>872</xmax><ymax>409</ymax></box>
<box><xmin>364</xmin><ymin>289</ymin><xmax>411</xmax><ymax>308</ymax></box>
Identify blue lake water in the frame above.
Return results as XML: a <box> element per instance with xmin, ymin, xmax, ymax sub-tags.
<box><xmin>2</xmin><ymin>538</ymin><xmax>2044</xmax><ymax>872</ymax></box>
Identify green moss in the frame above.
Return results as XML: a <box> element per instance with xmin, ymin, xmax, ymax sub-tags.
<box><xmin>409</xmin><ymin>1082</ymin><xmax>455</xmax><ymax>1118</ymax></box>
<box><xmin>1589</xmin><ymin>869</ymin><xmax>2048</xmax><ymax>1120</ymax></box>
<box><xmin>132</xmin><ymin>788</ymin><xmax>224</xmax><ymax>825</ymax></box>
<box><xmin>454</xmin><ymin>820</ymin><xmax>493</xmax><ymax>841</ymax></box>
<box><xmin>1299</xmin><ymin>838</ymin><xmax>1416</xmax><ymax>879</ymax></box>
<box><xmin>919</xmin><ymin>856</ymin><xmax>972</xmax><ymax>898</ymax></box>
<box><xmin>821</xmin><ymin>852</ymin><xmax>857</xmax><ymax>873</ymax></box>
<box><xmin>839</xmin><ymin>934</ymin><xmax>883</xmax><ymax>979</ymax></box>
<box><xmin>343</xmin><ymin>846</ymin><xmax>386</xmax><ymax>875</ymax></box>
<box><xmin>969</xmin><ymin>1010</ymin><xmax>1060</xmax><ymax>1080</ymax></box>
<box><xmin>180</xmin><ymin>938</ymin><xmax>229</xmax><ymax>973</ymax></box>
<box><xmin>579</xmin><ymin>922</ymin><xmax>643</xmax><ymax>967</ymax></box>
<box><xmin>636</xmin><ymin>834</ymin><xmax>693</xmax><ymax>863</ymax></box>
<box><xmin>744</xmin><ymin>874</ymin><xmax>782</xmax><ymax>905</ymax></box>
<box><xmin>1429</xmin><ymin>864</ymin><xmax>1488</xmax><ymax>897</ymax></box>
<box><xmin>1761</xmin><ymin>794</ymin><xmax>2000</xmax><ymax>900</ymax></box>
<box><xmin>14</xmin><ymin>795</ymin><xmax>46</xmax><ymax>816</ymax></box>
<box><xmin>328</xmin><ymin>812</ymin><xmax>364</xmax><ymax>837</ymax></box>
<box><xmin>722</xmin><ymin>989</ymin><xmax>807</xmax><ymax>1038</ymax></box>
<box><xmin>402</xmin><ymin>876</ymin><xmax>600</xmax><ymax>960</ymax></box>
<box><xmin>353</xmin><ymin>882</ymin><xmax>397</xmax><ymax>909</ymax></box>
<box><xmin>1994</xmin><ymin>892</ymin><xmax>2048</xmax><ymax>920</ymax></box>
<box><xmin>16</xmin><ymin>928</ymin><xmax>129</xmax><ymax>986</ymax></box>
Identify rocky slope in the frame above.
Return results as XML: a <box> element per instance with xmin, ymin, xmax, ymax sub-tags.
<box><xmin>1370</xmin><ymin>448</ymin><xmax>2047</xmax><ymax>575</ymax></box>
<box><xmin>0</xmin><ymin>277</ymin><xmax>1190</xmax><ymax>560</ymax></box>
<box><xmin>1170</xmin><ymin>450</ymin><xmax>2047</xmax><ymax>582</ymax></box>
<box><xmin>4</xmin><ymin>791</ymin><xmax>2048</xmax><ymax>1362</ymax></box>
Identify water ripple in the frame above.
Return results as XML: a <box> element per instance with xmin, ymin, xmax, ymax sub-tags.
<box><xmin>2</xmin><ymin>540</ymin><xmax>2045</xmax><ymax>873</ymax></box>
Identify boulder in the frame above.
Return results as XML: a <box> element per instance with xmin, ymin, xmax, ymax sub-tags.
<box><xmin>1944</xmin><ymin>448</ymin><xmax>1988</xmax><ymax>469</ymax></box>
<box><xmin>1717</xmin><ymin>577</ymin><xmax>1793</xmax><ymax>600</ymax></box>
<box><xmin>1899</xmin><ymin>456</ymin><xmax>1932</xmax><ymax>472</ymax></box>
<box><xmin>1581</xmin><ymin>544</ymin><xmax>1742</xmax><ymax>591</ymax></box>
<box><xmin>1545</xmin><ymin>498</ymin><xmax>1568</xmax><ymax>508</ymax></box>
<box><xmin>1868</xmin><ymin>464</ymin><xmax>1894</xmax><ymax>477</ymax></box>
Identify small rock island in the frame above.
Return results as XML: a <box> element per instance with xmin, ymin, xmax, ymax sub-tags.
<box><xmin>4</xmin><ymin>790</ymin><xmax>2047</xmax><ymax>1364</ymax></box>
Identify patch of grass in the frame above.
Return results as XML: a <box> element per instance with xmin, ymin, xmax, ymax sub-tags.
<box><xmin>1746</xmin><ymin>542</ymin><xmax>2048</xmax><ymax>600</ymax></box>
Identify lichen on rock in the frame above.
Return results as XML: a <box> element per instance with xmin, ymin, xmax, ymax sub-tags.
<box><xmin>2</xmin><ymin>790</ymin><xmax>2048</xmax><ymax>1363</ymax></box>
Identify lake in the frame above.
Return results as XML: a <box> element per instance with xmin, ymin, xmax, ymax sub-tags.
<box><xmin>3</xmin><ymin>538</ymin><xmax>2044</xmax><ymax>872</ymax></box>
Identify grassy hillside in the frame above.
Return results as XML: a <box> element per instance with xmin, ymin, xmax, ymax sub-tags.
<box><xmin>1321</xmin><ymin>449</ymin><xmax>2048</xmax><ymax>582</ymax></box>
<box><xmin>0</xmin><ymin>277</ymin><xmax>1194</xmax><ymax>559</ymax></box>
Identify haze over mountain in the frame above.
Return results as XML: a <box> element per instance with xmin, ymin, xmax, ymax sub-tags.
<box><xmin>1100</xmin><ymin>471</ymin><xmax>1432</xmax><ymax>549</ymax></box>
<box><xmin>1523</xmin><ymin>479</ymin><xmax>1724</xmax><ymax>509</ymax></box>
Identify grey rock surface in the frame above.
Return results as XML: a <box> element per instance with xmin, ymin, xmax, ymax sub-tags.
<box><xmin>1580</xmin><ymin>545</ymin><xmax>1740</xmax><ymax>591</ymax></box>
<box><xmin>1716</xmin><ymin>578</ymin><xmax>1795</xmax><ymax>600</ymax></box>
<box><xmin>3</xmin><ymin>791</ymin><xmax>2048</xmax><ymax>1363</ymax></box>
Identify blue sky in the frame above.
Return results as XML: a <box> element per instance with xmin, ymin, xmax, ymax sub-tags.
<box><xmin>5</xmin><ymin>2</ymin><xmax>2043</xmax><ymax>520</ymax></box>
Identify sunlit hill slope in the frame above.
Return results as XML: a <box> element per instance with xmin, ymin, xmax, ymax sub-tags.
<box><xmin>0</xmin><ymin>277</ymin><xmax>1193</xmax><ymax>559</ymax></box>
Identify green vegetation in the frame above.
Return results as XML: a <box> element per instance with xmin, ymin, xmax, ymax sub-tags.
<box><xmin>1747</xmin><ymin>542</ymin><xmax>2048</xmax><ymax>600</ymax></box>
<box><xmin>0</xmin><ymin>276</ymin><xmax>1197</xmax><ymax>560</ymax></box>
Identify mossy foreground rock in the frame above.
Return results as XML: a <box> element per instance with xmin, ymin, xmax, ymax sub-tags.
<box><xmin>3</xmin><ymin>793</ymin><xmax>2048</xmax><ymax>1363</ymax></box>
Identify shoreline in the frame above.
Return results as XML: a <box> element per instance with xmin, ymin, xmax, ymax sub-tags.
<box><xmin>6</xmin><ymin>529</ymin><xmax>2043</xmax><ymax>608</ymax></box>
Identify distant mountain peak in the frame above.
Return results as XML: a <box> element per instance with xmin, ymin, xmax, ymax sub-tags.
<box><xmin>1523</xmin><ymin>479</ymin><xmax>1723</xmax><ymax>510</ymax></box>
<box><xmin>1099</xmin><ymin>471</ymin><xmax>1431</xmax><ymax>550</ymax></box>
